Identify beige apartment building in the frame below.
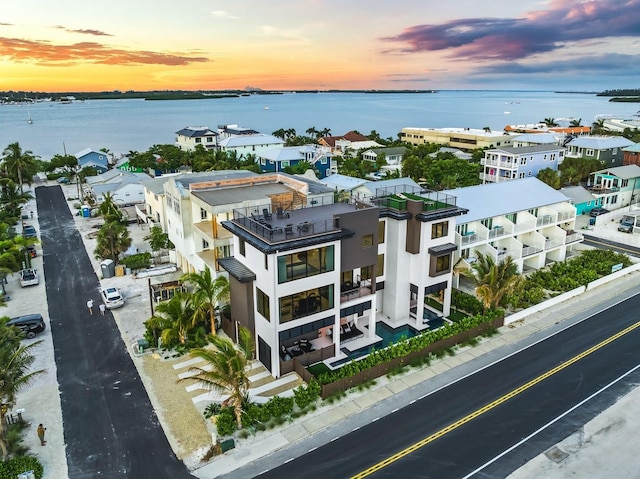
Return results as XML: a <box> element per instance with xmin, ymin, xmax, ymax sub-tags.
<box><xmin>400</xmin><ymin>127</ymin><xmax>513</xmax><ymax>151</ymax></box>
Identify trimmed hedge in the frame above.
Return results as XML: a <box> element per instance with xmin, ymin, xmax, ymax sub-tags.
<box><xmin>0</xmin><ymin>456</ymin><xmax>43</xmax><ymax>479</ymax></box>
<box><xmin>316</xmin><ymin>309</ymin><xmax>503</xmax><ymax>385</ymax></box>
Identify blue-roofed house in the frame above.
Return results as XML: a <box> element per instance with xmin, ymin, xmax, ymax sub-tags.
<box><xmin>441</xmin><ymin>177</ymin><xmax>582</xmax><ymax>274</ymax></box>
<box><xmin>75</xmin><ymin>148</ymin><xmax>109</xmax><ymax>174</ymax></box>
<box><xmin>565</xmin><ymin>136</ymin><xmax>635</xmax><ymax>167</ymax></box>
<box><xmin>218</xmin><ymin>134</ymin><xmax>284</xmax><ymax>160</ymax></box>
<box><xmin>559</xmin><ymin>185</ymin><xmax>600</xmax><ymax>216</ymax></box>
<box><xmin>257</xmin><ymin>145</ymin><xmax>333</xmax><ymax>178</ymax></box>
<box><xmin>510</xmin><ymin>133</ymin><xmax>562</xmax><ymax>147</ymax></box>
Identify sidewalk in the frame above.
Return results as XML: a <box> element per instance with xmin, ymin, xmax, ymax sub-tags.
<box><xmin>193</xmin><ymin>267</ymin><xmax>640</xmax><ymax>478</ymax></box>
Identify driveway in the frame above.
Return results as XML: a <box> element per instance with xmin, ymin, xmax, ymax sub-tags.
<box><xmin>36</xmin><ymin>185</ymin><xmax>195</xmax><ymax>478</ymax></box>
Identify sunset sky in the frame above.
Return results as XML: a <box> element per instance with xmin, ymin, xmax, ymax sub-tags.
<box><xmin>2</xmin><ymin>0</ymin><xmax>639</xmax><ymax>92</ymax></box>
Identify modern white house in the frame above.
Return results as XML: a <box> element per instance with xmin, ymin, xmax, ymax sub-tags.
<box><xmin>175</xmin><ymin>127</ymin><xmax>218</xmax><ymax>151</ymax></box>
<box><xmin>480</xmin><ymin>145</ymin><xmax>566</xmax><ymax>184</ymax></box>
<box><xmin>510</xmin><ymin>133</ymin><xmax>562</xmax><ymax>147</ymax></box>
<box><xmin>218</xmin><ymin>180</ymin><xmax>467</xmax><ymax>378</ymax></box>
<box><xmin>442</xmin><ymin>177</ymin><xmax>583</xmax><ymax>276</ymax></box>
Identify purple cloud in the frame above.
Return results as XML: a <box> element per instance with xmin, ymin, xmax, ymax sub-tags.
<box><xmin>382</xmin><ymin>0</ymin><xmax>640</xmax><ymax>61</ymax></box>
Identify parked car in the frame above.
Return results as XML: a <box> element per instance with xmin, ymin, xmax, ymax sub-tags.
<box><xmin>19</xmin><ymin>268</ymin><xmax>39</xmax><ymax>287</ymax></box>
<box><xmin>22</xmin><ymin>225</ymin><xmax>37</xmax><ymax>238</ymax></box>
<box><xmin>589</xmin><ymin>207</ymin><xmax>610</xmax><ymax>217</ymax></box>
<box><xmin>618</xmin><ymin>220</ymin><xmax>634</xmax><ymax>233</ymax></box>
<box><xmin>27</xmin><ymin>245</ymin><xmax>37</xmax><ymax>258</ymax></box>
<box><xmin>56</xmin><ymin>176</ymin><xmax>69</xmax><ymax>184</ymax></box>
<box><xmin>7</xmin><ymin>314</ymin><xmax>46</xmax><ymax>339</ymax></box>
<box><xmin>101</xmin><ymin>287</ymin><xmax>124</xmax><ymax>309</ymax></box>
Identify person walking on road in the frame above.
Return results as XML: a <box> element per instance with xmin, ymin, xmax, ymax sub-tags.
<box><xmin>87</xmin><ymin>299</ymin><xmax>94</xmax><ymax>315</ymax></box>
<box><xmin>37</xmin><ymin>424</ymin><xmax>46</xmax><ymax>445</ymax></box>
<box><xmin>99</xmin><ymin>303</ymin><xmax>106</xmax><ymax>315</ymax></box>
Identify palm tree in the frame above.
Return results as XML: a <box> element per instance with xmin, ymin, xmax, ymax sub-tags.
<box><xmin>591</xmin><ymin>118</ymin><xmax>606</xmax><ymax>134</ymax></box>
<box><xmin>1</xmin><ymin>142</ymin><xmax>39</xmax><ymax>193</ymax></box>
<box><xmin>0</xmin><ymin>320</ymin><xmax>44</xmax><ymax>459</ymax></box>
<box><xmin>94</xmin><ymin>221</ymin><xmax>131</xmax><ymax>264</ymax></box>
<box><xmin>98</xmin><ymin>192</ymin><xmax>123</xmax><ymax>222</ymax></box>
<box><xmin>181</xmin><ymin>267</ymin><xmax>229</xmax><ymax>335</ymax></box>
<box><xmin>149</xmin><ymin>292</ymin><xmax>196</xmax><ymax>346</ymax></box>
<box><xmin>541</xmin><ymin>117</ymin><xmax>559</xmax><ymax>127</ymax></box>
<box><xmin>180</xmin><ymin>326</ymin><xmax>254</xmax><ymax>429</ymax></box>
<box><xmin>0</xmin><ymin>179</ymin><xmax>33</xmax><ymax>220</ymax></box>
<box><xmin>462</xmin><ymin>251</ymin><xmax>521</xmax><ymax>311</ymax></box>
<box><xmin>569</xmin><ymin>118</ymin><xmax>582</xmax><ymax>127</ymax></box>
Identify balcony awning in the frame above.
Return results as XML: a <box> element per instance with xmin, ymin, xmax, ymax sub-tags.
<box><xmin>218</xmin><ymin>257</ymin><xmax>256</xmax><ymax>283</ymax></box>
<box><xmin>428</xmin><ymin>243</ymin><xmax>457</xmax><ymax>255</ymax></box>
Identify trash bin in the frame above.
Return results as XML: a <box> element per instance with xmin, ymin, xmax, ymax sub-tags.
<box><xmin>81</xmin><ymin>204</ymin><xmax>91</xmax><ymax>218</ymax></box>
<box><xmin>100</xmin><ymin>259</ymin><xmax>115</xmax><ymax>278</ymax></box>
<box><xmin>115</xmin><ymin>265</ymin><xmax>125</xmax><ymax>277</ymax></box>
<box><xmin>137</xmin><ymin>339</ymin><xmax>150</xmax><ymax>353</ymax></box>
<box><xmin>220</xmin><ymin>438</ymin><xmax>235</xmax><ymax>452</ymax></box>
<box><xmin>589</xmin><ymin>217</ymin><xmax>596</xmax><ymax>226</ymax></box>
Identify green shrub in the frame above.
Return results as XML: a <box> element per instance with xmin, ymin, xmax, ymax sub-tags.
<box><xmin>204</xmin><ymin>403</ymin><xmax>221</xmax><ymax>419</ymax></box>
<box><xmin>0</xmin><ymin>455</ymin><xmax>44</xmax><ymax>479</ymax></box>
<box><xmin>215</xmin><ymin>408</ymin><xmax>237</xmax><ymax>437</ymax></box>
<box><xmin>121</xmin><ymin>252</ymin><xmax>151</xmax><ymax>270</ymax></box>
<box><xmin>451</xmin><ymin>290</ymin><xmax>484</xmax><ymax>315</ymax></box>
<box><xmin>293</xmin><ymin>380</ymin><xmax>321</xmax><ymax>410</ymax></box>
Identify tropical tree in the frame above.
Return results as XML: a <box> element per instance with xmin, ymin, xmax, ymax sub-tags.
<box><xmin>591</xmin><ymin>118</ymin><xmax>606</xmax><ymax>134</ymax></box>
<box><xmin>541</xmin><ymin>118</ymin><xmax>559</xmax><ymax>127</ymax></box>
<box><xmin>98</xmin><ymin>192</ymin><xmax>124</xmax><ymax>223</ymax></box>
<box><xmin>180</xmin><ymin>326</ymin><xmax>254</xmax><ymax>429</ymax></box>
<box><xmin>94</xmin><ymin>221</ymin><xmax>131</xmax><ymax>264</ymax></box>
<box><xmin>180</xmin><ymin>267</ymin><xmax>229</xmax><ymax>335</ymax></box>
<box><xmin>1</xmin><ymin>142</ymin><xmax>40</xmax><ymax>192</ymax></box>
<box><xmin>0</xmin><ymin>319</ymin><xmax>44</xmax><ymax>459</ymax></box>
<box><xmin>569</xmin><ymin>118</ymin><xmax>582</xmax><ymax>127</ymax></box>
<box><xmin>462</xmin><ymin>251</ymin><xmax>521</xmax><ymax>311</ymax></box>
<box><xmin>0</xmin><ymin>179</ymin><xmax>33</xmax><ymax>223</ymax></box>
<box><xmin>149</xmin><ymin>292</ymin><xmax>197</xmax><ymax>346</ymax></box>
<box><xmin>536</xmin><ymin>168</ymin><xmax>561</xmax><ymax>189</ymax></box>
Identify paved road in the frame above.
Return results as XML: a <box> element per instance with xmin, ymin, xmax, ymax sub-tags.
<box><xmin>582</xmin><ymin>233</ymin><xmax>640</xmax><ymax>257</ymax></box>
<box><xmin>256</xmin><ymin>292</ymin><xmax>640</xmax><ymax>478</ymax></box>
<box><xmin>37</xmin><ymin>185</ymin><xmax>195</xmax><ymax>479</ymax></box>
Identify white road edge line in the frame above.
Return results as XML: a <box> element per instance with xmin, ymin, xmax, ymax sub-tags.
<box><xmin>461</xmin><ymin>362</ymin><xmax>640</xmax><ymax>479</ymax></box>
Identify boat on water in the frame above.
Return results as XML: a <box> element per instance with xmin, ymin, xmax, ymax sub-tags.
<box><xmin>27</xmin><ymin>109</ymin><xmax>33</xmax><ymax>124</ymax></box>
<box><xmin>264</xmin><ymin>105</ymin><xmax>270</xmax><ymax>110</ymax></box>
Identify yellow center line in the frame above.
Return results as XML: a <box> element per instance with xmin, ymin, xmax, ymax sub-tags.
<box><xmin>351</xmin><ymin>320</ymin><xmax>640</xmax><ymax>479</ymax></box>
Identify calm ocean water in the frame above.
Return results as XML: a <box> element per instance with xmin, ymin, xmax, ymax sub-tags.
<box><xmin>0</xmin><ymin>91</ymin><xmax>637</xmax><ymax>160</ymax></box>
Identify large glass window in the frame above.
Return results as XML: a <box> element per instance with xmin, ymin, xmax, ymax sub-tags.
<box><xmin>376</xmin><ymin>254</ymin><xmax>385</xmax><ymax>277</ymax></box>
<box><xmin>279</xmin><ymin>285</ymin><xmax>334</xmax><ymax>323</ymax></box>
<box><xmin>378</xmin><ymin>221</ymin><xmax>385</xmax><ymax>244</ymax></box>
<box><xmin>431</xmin><ymin>221</ymin><xmax>448</xmax><ymax>239</ymax></box>
<box><xmin>362</xmin><ymin>234</ymin><xmax>374</xmax><ymax>248</ymax></box>
<box><xmin>277</xmin><ymin>245</ymin><xmax>335</xmax><ymax>283</ymax></box>
<box><xmin>430</xmin><ymin>253</ymin><xmax>451</xmax><ymax>276</ymax></box>
<box><xmin>256</xmin><ymin>288</ymin><xmax>270</xmax><ymax>321</ymax></box>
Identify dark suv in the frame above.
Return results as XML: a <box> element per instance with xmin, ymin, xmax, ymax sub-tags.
<box><xmin>7</xmin><ymin>314</ymin><xmax>46</xmax><ymax>339</ymax></box>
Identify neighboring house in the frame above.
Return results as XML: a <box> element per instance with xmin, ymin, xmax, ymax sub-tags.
<box><xmin>480</xmin><ymin>145</ymin><xmax>566</xmax><ymax>184</ymax></box>
<box><xmin>216</xmin><ymin>124</ymin><xmax>260</xmax><ymax>141</ymax></box>
<box><xmin>75</xmin><ymin>148</ymin><xmax>109</xmax><ymax>174</ymax></box>
<box><xmin>428</xmin><ymin>147</ymin><xmax>473</xmax><ymax>161</ymax></box>
<box><xmin>85</xmin><ymin>169</ymin><xmax>152</xmax><ymax>205</ymax></box>
<box><xmin>351</xmin><ymin>177</ymin><xmax>421</xmax><ymax>202</ymax></box>
<box><xmin>320</xmin><ymin>174</ymin><xmax>369</xmax><ymax>197</ymax></box>
<box><xmin>622</xmin><ymin>144</ymin><xmax>640</xmax><ymax>167</ymax></box>
<box><xmin>601</xmin><ymin>118</ymin><xmax>640</xmax><ymax>133</ymax></box>
<box><xmin>318</xmin><ymin>131</ymin><xmax>381</xmax><ymax>155</ymax></box>
<box><xmin>504</xmin><ymin>124</ymin><xmax>591</xmax><ymax>137</ymax></box>
<box><xmin>218</xmin><ymin>181</ymin><xmax>467</xmax><ymax>378</ymax></box>
<box><xmin>218</xmin><ymin>134</ymin><xmax>284</xmax><ymax>160</ymax></box>
<box><xmin>565</xmin><ymin>136</ymin><xmax>635</xmax><ymax>167</ymax></box>
<box><xmin>510</xmin><ymin>133</ymin><xmax>562</xmax><ymax>147</ymax></box>
<box><xmin>115</xmin><ymin>157</ymin><xmax>144</xmax><ymax>173</ymax></box>
<box><xmin>442</xmin><ymin>177</ymin><xmax>583</xmax><ymax>276</ymax></box>
<box><xmin>160</xmin><ymin>172</ymin><xmax>334</xmax><ymax>275</ymax></box>
<box><xmin>362</xmin><ymin>146</ymin><xmax>407</xmax><ymax>168</ymax></box>
<box><xmin>175</xmin><ymin>126</ymin><xmax>218</xmax><ymax>151</ymax></box>
<box><xmin>257</xmin><ymin>145</ymin><xmax>333</xmax><ymax>178</ymax></box>
<box><xmin>400</xmin><ymin>127</ymin><xmax>513</xmax><ymax>151</ymax></box>
<box><xmin>559</xmin><ymin>185</ymin><xmax>600</xmax><ymax>216</ymax></box>
<box><xmin>586</xmin><ymin>165</ymin><xmax>640</xmax><ymax>212</ymax></box>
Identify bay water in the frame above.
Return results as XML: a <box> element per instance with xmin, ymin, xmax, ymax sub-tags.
<box><xmin>0</xmin><ymin>91</ymin><xmax>637</xmax><ymax>161</ymax></box>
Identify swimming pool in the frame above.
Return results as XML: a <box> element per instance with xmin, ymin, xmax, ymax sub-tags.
<box><xmin>330</xmin><ymin>322</ymin><xmax>419</xmax><ymax>367</ymax></box>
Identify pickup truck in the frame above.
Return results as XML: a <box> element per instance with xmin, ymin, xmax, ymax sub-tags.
<box><xmin>19</xmin><ymin>268</ymin><xmax>39</xmax><ymax>287</ymax></box>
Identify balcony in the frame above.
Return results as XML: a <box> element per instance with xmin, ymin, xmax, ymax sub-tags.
<box><xmin>536</xmin><ymin>214</ymin><xmax>555</xmax><ymax>227</ymax></box>
<box><xmin>565</xmin><ymin>232</ymin><xmax>584</xmax><ymax>243</ymax></box>
<box><xmin>521</xmin><ymin>245</ymin><xmax>543</xmax><ymax>257</ymax></box>
<box><xmin>481</xmin><ymin>157</ymin><xmax>518</xmax><ymax>169</ymax></box>
<box><xmin>372</xmin><ymin>186</ymin><xmax>458</xmax><ymax>215</ymax></box>
<box><xmin>488</xmin><ymin>225</ymin><xmax>507</xmax><ymax>239</ymax></box>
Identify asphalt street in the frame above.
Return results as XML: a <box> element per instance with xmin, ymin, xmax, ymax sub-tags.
<box><xmin>256</xmin><ymin>290</ymin><xmax>640</xmax><ymax>478</ymax></box>
<box><xmin>36</xmin><ymin>185</ymin><xmax>195</xmax><ymax>479</ymax></box>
